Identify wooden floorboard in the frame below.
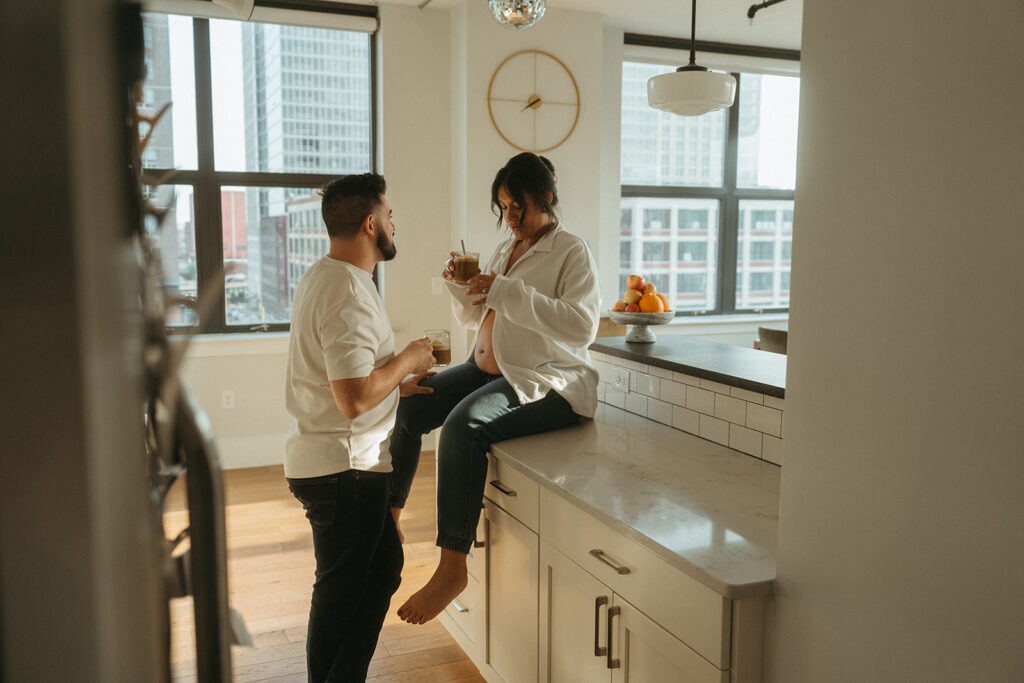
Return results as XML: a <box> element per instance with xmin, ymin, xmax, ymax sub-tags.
<box><xmin>167</xmin><ymin>454</ymin><xmax>484</xmax><ymax>682</ymax></box>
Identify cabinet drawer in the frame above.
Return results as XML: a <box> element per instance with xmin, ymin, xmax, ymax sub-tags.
<box><xmin>485</xmin><ymin>453</ymin><xmax>539</xmax><ymax>532</ymax></box>
<box><xmin>540</xmin><ymin>488</ymin><xmax>730</xmax><ymax>668</ymax></box>
<box><xmin>443</xmin><ymin>572</ymin><xmax>485</xmax><ymax>656</ymax></box>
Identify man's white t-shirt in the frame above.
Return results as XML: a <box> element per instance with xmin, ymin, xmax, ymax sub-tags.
<box><xmin>284</xmin><ymin>257</ymin><xmax>398</xmax><ymax>479</ymax></box>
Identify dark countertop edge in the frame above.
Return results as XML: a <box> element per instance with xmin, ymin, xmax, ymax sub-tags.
<box><xmin>489</xmin><ymin>444</ymin><xmax>777</xmax><ymax>600</ymax></box>
<box><xmin>590</xmin><ymin>340</ymin><xmax>786</xmax><ymax>399</ymax></box>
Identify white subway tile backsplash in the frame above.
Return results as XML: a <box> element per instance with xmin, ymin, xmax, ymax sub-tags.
<box><xmin>730</xmin><ymin>424</ymin><xmax>763</xmax><ymax>457</ymax></box>
<box><xmin>650</xmin><ymin>365</ymin><xmax>675</xmax><ymax>380</ymax></box>
<box><xmin>730</xmin><ymin>386</ymin><xmax>764</xmax><ymax>404</ymax></box>
<box><xmin>672</xmin><ymin>405</ymin><xmax>700</xmax><ymax>434</ymax></box>
<box><xmin>673</xmin><ymin>372</ymin><xmax>702</xmax><ymax>387</ymax></box>
<box><xmin>715</xmin><ymin>394</ymin><xmax>747</xmax><ymax>425</ymax></box>
<box><xmin>631</xmin><ymin>372</ymin><xmax>660</xmax><ymax>398</ymax></box>
<box><xmin>605</xmin><ymin>387</ymin><xmax>626</xmax><ymax>409</ymax></box>
<box><xmin>747</xmin><ymin>403</ymin><xmax>783</xmax><ymax>437</ymax></box>
<box><xmin>762</xmin><ymin>434</ymin><xmax>783</xmax><ymax>465</ymax></box>
<box><xmin>659</xmin><ymin>379</ymin><xmax>687</xmax><ymax>406</ymax></box>
<box><xmin>594</xmin><ymin>350</ymin><xmax>786</xmax><ymax>466</ymax></box>
<box><xmin>648</xmin><ymin>398</ymin><xmax>673</xmax><ymax>425</ymax></box>
<box><xmin>624</xmin><ymin>392</ymin><xmax>648</xmax><ymax>417</ymax></box>
<box><xmin>699</xmin><ymin>414</ymin><xmax>730</xmax><ymax>446</ymax></box>
<box><xmin>686</xmin><ymin>386</ymin><xmax>715</xmax><ymax>415</ymax></box>
<box><xmin>700</xmin><ymin>378</ymin><xmax>733</xmax><ymax>395</ymax></box>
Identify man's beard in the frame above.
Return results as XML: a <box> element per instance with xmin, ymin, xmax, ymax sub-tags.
<box><xmin>377</xmin><ymin>228</ymin><xmax>396</xmax><ymax>261</ymax></box>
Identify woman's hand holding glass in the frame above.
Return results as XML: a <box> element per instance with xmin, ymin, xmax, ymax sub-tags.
<box><xmin>466</xmin><ymin>271</ymin><xmax>497</xmax><ymax>306</ymax></box>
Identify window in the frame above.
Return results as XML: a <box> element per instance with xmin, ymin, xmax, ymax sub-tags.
<box><xmin>141</xmin><ymin>10</ymin><xmax>375</xmax><ymax>333</ymax></box>
<box><xmin>620</xmin><ymin>50</ymin><xmax>799</xmax><ymax>316</ymax></box>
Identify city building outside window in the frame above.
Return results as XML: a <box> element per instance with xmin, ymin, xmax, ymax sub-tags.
<box><xmin>140</xmin><ymin>9</ymin><xmax>375</xmax><ymax>333</ymax></box>
<box><xmin>620</xmin><ymin>52</ymin><xmax>799</xmax><ymax>316</ymax></box>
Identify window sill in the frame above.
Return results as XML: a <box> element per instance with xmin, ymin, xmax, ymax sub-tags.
<box><xmin>173</xmin><ymin>332</ymin><xmax>290</xmax><ymax>358</ymax></box>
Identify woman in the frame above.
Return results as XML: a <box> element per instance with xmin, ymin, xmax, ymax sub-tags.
<box><xmin>390</xmin><ymin>152</ymin><xmax>600</xmax><ymax>625</ymax></box>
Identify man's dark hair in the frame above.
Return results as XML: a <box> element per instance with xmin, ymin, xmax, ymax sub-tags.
<box><xmin>490</xmin><ymin>152</ymin><xmax>559</xmax><ymax>230</ymax></box>
<box><xmin>319</xmin><ymin>173</ymin><xmax>387</xmax><ymax>239</ymax></box>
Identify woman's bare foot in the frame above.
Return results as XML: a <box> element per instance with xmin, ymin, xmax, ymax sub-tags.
<box><xmin>391</xmin><ymin>507</ymin><xmax>405</xmax><ymax>545</ymax></box>
<box><xmin>397</xmin><ymin>549</ymin><xmax>468</xmax><ymax>625</ymax></box>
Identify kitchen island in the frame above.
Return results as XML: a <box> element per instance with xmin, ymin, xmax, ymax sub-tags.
<box><xmin>438</xmin><ymin>334</ymin><xmax>783</xmax><ymax>682</ymax></box>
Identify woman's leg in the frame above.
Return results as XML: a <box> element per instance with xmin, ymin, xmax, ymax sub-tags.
<box><xmin>387</xmin><ymin>361</ymin><xmax>491</xmax><ymax>522</ymax></box>
<box><xmin>397</xmin><ymin>383</ymin><xmax>580</xmax><ymax>624</ymax></box>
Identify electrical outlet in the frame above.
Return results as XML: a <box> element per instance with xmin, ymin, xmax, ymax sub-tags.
<box><xmin>222</xmin><ymin>390</ymin><xmax>235</xmax><ymax>409</ymax></box>
<box><xmin>431</xmin><ymin>277</ymin><xmax>444</xmax><ymax>295</ymax></box>
<box><xmin>609</xmin><ymin>368</ymin><xmax>630</xmax><ymax>392</ymax></box>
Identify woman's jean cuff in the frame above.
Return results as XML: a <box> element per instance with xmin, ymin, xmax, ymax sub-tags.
<box><xmin>437</xmin><ymin>531</ymin><xmax>473</xmax><ymax>555</ymax></box>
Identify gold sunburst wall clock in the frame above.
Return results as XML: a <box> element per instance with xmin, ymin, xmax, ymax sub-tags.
<box><xmin>487</xmin><ymin>49</ymin><xmax>580</xmax><ymax>153</ymax></box>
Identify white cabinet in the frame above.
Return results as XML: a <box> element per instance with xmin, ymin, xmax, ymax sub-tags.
<box><xmin>486</xmin><ymin>499</ymin><xmax>538</xmax><ymax>683</ymax></box>
<box><xmin>540</xmin><ymin>541</ymin><xmax>728</xmax><ymax>683</ymax></box>
<box><xmin>439</xmin><ymin>513</ymin><xmax>488</xmax><ymax>664</ymax></box>
<box><xmin>439</xmin><ymin>452</ymin><xmax>769</xmax><ymax>683</ymax></box>
<box><xmin>441</xmin><ymin>453</ymin><xmax>541</xmax><ymax>683</ymax></box>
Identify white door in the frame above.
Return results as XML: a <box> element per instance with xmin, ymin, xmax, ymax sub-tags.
<box><xmin>539</xmin><ymin>541</ymin><xmax>613</xmax><ymax>683</ymax></box>
<box><xmin>610</xmin><ymin>596</ymin><xmax>729</xmax><ymax>683</ymax></box>
<box><xmin>486</xmin><ymin>500</ymin><xmax>539</xmax><ymax>683</ymax></box>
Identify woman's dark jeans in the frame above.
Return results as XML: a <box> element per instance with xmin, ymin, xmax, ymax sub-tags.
<box><xmin>287</xmin><ymin>470</ymin><xmax>403</xmax><ymax>683</ymax></box>
<box><xmin>389</xmin><ymin>359</ymin><xmax>580</xmax><ymax>554</ymax></box>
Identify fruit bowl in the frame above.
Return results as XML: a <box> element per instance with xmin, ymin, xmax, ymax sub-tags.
<box><xmin>608</xmin><ymin>310</ymin><xmax>675</xmax><ymax>343</ymax></box>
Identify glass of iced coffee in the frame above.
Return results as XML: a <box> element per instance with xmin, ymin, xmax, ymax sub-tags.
<box><xmin>452</xmin><ymin>251</ymin><xmax>480</xmax><ymax>284</ymax></box>
<box><xmin>425</xmin><ymin>329</ymin><xmax>451</xmax><ymax>367</ymax></box>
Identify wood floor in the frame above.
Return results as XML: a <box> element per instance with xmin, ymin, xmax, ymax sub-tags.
<box><xmin>164</xmin><ymin>454</ymin><xmax>484</xmax><ymax>682</ymax></box>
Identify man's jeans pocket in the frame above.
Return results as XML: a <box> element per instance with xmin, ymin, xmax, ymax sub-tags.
<box><xmin>287</xmin><ymin>476</ymin><xmax>339</xmax><ymax>528</ymax></box>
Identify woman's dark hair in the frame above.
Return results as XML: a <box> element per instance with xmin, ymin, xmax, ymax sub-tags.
<box><xmin>319</xmin><ymin>172</ymin><xmax>387</xmax><ymax>239</ymax></box>
<box><xmin>490</xmin><ymin>153</ymin><xmax>559</xmax><ymax>230</ymax></box>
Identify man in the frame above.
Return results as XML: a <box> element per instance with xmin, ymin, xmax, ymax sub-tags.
<box><xmin>284</xmin><ymin>173</ymin><xmax>435</xmax><ymax>682</ymax></box>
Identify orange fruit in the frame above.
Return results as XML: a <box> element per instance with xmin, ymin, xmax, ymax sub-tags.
<box><xmin>638</xmin><ymin>293</ymin><xmax>665</xmax><ymax>313</ymax></box>
<box><xmin>656</xmin><ymin>293</ymin><xmax>671</xmax><ymax>311</ymax></box>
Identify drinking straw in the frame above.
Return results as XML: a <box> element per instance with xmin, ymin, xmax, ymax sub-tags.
<box><xmin>461</xmin><ymin>239</ymin><xmax>466</xmax><ymax>255</ymax></box>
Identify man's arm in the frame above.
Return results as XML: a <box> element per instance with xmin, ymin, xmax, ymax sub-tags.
<box><xmin>330</xmin><ymin>338</ymin><xmax>434</xmax><ymax>419</ymax></box>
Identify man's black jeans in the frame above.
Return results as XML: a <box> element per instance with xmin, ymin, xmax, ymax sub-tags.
<box><xmin>287</xmin><ymin>470</ymin><xmax>403</xmax><ymax>683</ymax></box>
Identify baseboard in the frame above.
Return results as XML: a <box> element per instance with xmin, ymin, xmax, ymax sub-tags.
<box><xmin>214</xmin><ymin>434</ymin><xmax>285</xmax><ymax>470</ymax></box>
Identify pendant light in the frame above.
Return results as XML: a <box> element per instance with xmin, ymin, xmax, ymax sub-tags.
<box><xmin>647</xmin><ymin>0</ymin><xmax>736</xmax><ymax>116</ymax></box>
<box><xmin>488</xmin><ymin>0</ymin><xmax>546</xmax><ymax>30</ymax></box>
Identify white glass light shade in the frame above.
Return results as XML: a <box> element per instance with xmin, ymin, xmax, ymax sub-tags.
<box><xmin>488</xmin><ymin>0</ymin><xmax>546</xmax><ymax>30</ymax></box>
<box><xmin>647</xmin><ymin>69</ymin><xmax>737</xmax><ymax>116</ymax></box>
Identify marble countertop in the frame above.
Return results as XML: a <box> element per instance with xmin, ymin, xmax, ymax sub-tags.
<box><xmin>591</xmin><ymin>335</ymin><xmax>786</xmax><ymax>398</ymax></box>
<box><xmin>490</xmin><ymin>403</ymin><xmax>780</xmax><ymax>599</ymax></box>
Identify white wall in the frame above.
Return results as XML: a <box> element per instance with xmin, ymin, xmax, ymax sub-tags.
<box><xmin>182</xmin><ymin>0</ymin><xmax>619</xmax><ymax>468</ymax></box>
<box><xmin>181</xmin><ymin>1</ymin><xmax>790</xmax><ymax>468</ymax></box>
<box><xmin>773</xmin><ymin>1</ymin><xmax>1024</xmax><ymax>680</ymax></box>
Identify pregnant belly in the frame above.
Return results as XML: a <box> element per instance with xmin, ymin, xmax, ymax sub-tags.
<box><xmin>473</xmin><ymin>310</ymin><xmax>501</xmax><ymax>375</ymax></box>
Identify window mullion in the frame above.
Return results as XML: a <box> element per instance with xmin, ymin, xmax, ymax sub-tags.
<box><xmin>718</xmin><ymin>73</ymin><xmax>741</xmax><ymax>315</ymax></box>
<box><xmin>192</xmin><ymin>17</ymin><xmax>226</xmax><ymax>334</ymax></box>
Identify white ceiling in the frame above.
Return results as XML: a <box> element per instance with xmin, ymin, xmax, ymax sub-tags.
<box><xmin>354</xmin><ymin>0</ymin><xmax>803</xmax><ymax>50</ymax></box>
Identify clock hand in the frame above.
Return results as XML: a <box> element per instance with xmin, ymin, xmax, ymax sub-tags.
<box><xmin>520</xmin><ymin>96</ymin><xmax>542</xmax><ymax>112</ymax></box>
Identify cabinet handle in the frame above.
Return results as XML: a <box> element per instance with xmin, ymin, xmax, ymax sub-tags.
<box><xmin>488</xmin><ymin>479</ymin><xmax>517</xmax><ymax>497</ymax></box>
<box><xmin>451</xmin><ymin>599</ymin><xmax>469</xmax><ymax>613</ymax></box>
<box><xmin>474</xmin><ymin>505</ymin><xmax>486</xmax><ymax>547</ymax></box>
<box><xmin>589</xmin><ymin>548</ymin><xmax>631</xmax><ymax>575</ymax></box>
<box><xmin>606</xmin><ymin>605</ymin><xmax>621</xmax><ymax>669</ymax></box>
<box><xmin>593</xmin><ymin>596</ymin><xmax>608</xmax><ymax>656</ymax></box>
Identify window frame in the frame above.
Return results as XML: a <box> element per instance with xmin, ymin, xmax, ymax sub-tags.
<box><xmin>621</xmin><ymin>34</ymin><xmax>800</xmax><ymax>317</ymax></box>
<box><xmin>144</xmin><ymin>7</ymin><xmax>378</xmax><ymax>334</ymax></box>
